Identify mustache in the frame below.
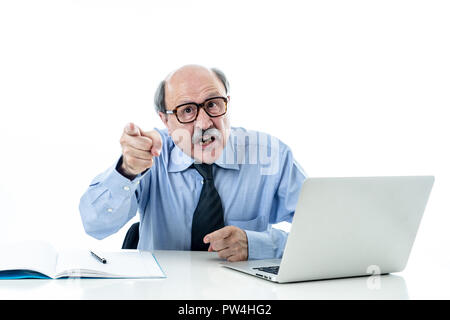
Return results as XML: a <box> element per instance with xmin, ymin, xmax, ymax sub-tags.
<box><xmin>192</xmin><ymin>127</ymin><xmax>222</xmax><ymax>144</ymax></box>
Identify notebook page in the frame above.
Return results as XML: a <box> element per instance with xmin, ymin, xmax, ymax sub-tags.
<box><xmin>0</xmin><ymin>241</ymin><xmax>58</xmax><ymax>278</ymax></box>
<box><xmin>55</xmin><ymin>249</ymin><xmax>165</xmax><ymax>278</ymax></box>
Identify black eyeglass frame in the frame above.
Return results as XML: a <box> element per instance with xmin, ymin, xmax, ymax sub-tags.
<box><xmin>165</xmin><ymin>96</ymin><xmax>228</xmax><ymax>124</ymax></box>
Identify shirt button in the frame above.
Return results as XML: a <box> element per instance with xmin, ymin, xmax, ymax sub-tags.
<box><xmin>107</xmin><ymin>208</ymin><xmax>113</xmax><ymax>213</ymax></box>
<box><xmin>201</xmin><ymin>180</ymin><xmax>204</xmax><ymax>185</ymax></box>
<box><xmin>123</xmin><ymin>186</ymin><xmax>130</xmax><ymax>191</ymax></box>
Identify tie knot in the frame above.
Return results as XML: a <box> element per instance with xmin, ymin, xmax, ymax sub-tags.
<box><xmin>192</xmin><ymin>163</ymin><xmax>213</xmax><ymax>180</ymax></box>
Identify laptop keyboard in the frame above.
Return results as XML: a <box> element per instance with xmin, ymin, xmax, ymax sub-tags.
<box><xmin>253</xmin><ymin>266</ymin><xmax>279</xmax><ymax>275</ymax></box>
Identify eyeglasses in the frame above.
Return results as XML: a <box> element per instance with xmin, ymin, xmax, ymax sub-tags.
<box><xmin>165</xmin><ymin>96</ymin><xmax>228</xmax><ymax>124</ymax></box>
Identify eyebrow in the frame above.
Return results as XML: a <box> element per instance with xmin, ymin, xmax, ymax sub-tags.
<box><xmin>176</xmin><ymin>92</ymin><xmax>223</xmax><ymax>106</ymax></box>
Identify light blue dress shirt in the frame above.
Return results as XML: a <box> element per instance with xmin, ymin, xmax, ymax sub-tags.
<box><xmin>79</xmin><ymin>127</ymin><xmax>307</xmax><ymax>259</ymax></box>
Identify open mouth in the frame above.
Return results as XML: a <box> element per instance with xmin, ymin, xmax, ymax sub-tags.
<box><xmin>192</xmin><ymin>128</ymin><xmax>222</xmax><ymax>149</ymax></box>
<box><xmin>200</xmin><ymin>135</ymin><xmax>216</xmax><ymax>146</ymax></box>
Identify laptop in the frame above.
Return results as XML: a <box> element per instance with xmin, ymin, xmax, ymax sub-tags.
<box><xmin>222</xmin><ymin>176</ymin><xmax>434</xmax><ymax>283</ymax></box>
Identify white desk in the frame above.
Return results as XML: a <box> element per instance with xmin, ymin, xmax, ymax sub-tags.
<box><xmin>0</xmin><ymin>250</ymin><xmax>445</xmax><ymax>299</ymax></box>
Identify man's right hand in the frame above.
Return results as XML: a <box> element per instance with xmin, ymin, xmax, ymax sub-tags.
<box><xmin>118</xmin><ymin>122</ymin><xmax>162</xmax><ymax>179</ymax></box>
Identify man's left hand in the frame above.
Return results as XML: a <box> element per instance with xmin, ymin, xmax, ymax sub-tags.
<box><xmin>204</xmin><ymin>226</ymin><xmax>248</xmax><ymax>262</ymax></box>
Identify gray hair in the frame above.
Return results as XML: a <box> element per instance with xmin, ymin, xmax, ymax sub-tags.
<box><xmin>154</xmin><ymin>67</ymin><xmax>230</xmax><ymax>113</ymax></box>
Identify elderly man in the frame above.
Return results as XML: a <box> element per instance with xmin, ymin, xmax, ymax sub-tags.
<box><xmin>79</xmin><ymin>65</ymin><xmax>307</xmax><ymax>261</ymax></box>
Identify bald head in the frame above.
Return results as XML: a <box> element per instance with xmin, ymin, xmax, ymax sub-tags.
<box><xmin>166</xmin><ymin>64</ymin><xmax>213</xmax><ymax>85</ymax></box>
<box><xmin>154</xmin><ymin>65</ymin><xmax>229</xmax><ymax>113</ymax></box>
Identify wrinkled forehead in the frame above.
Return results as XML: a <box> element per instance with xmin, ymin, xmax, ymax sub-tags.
<box><xmin>165</xmin><ymin>66</ymin><xmax>226</xmax><ymax>106</ymax></box>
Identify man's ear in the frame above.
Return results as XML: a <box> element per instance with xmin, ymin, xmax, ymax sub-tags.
<box><xmin>158</xmin><ymin>112</ymin><xmax>169</xmax><ymax>128</ymax></box>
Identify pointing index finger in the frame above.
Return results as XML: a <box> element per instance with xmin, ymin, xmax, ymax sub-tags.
<box><xmin>125</xmin><ymin>122</ymin><xmax>141</xmax><ymax>136</ymax></box>
<box><xmin>142</xmin><ymin>130</ymin><xmax>162</xmax><ymax>156</ymax></box>
<box><xmin>204</xmin><ymin>226</ymin><xmax>232</xmax><ymax>244</ymax></box>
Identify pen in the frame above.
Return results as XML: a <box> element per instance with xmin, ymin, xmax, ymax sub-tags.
<box><xmin>90</xmin><ymin>250</ymin><xmax>107</xmax><ymax>264</ymax></box>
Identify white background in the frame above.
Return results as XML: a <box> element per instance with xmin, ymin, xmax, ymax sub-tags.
<box><xmin>0</xmin><ymin>0</ymin><xmax>449</xmax><ymax>298</ymax></box>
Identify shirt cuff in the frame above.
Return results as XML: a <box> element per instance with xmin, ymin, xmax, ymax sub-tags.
<box><xmin>245</xmin><ymin>230</ymin><xmax>277</xmax><ymax>260</ymax></box>
<box><xmin>102</xmin><ymin>156</ymin><xmax>148</xmax><ymax>199</ymax></box>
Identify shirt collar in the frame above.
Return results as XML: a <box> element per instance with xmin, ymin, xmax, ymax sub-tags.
<box><xmin>167</xmin><ymin>129</ymin><xmax>239</xmax><ymax>173</ymax></box>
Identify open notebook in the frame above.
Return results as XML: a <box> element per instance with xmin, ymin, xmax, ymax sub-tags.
<box><xmin>0</xmin><ymin>242</ymin><xmax>166</xmax><ymax>279</ymax></box>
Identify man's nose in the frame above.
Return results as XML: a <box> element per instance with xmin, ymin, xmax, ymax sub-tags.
<box><xmin>194</xmin><ymin>107</ymin><xmax>213</xmax><ymax>129</ymax></box>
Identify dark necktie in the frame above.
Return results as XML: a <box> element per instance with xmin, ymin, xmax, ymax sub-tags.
<box><xmin>191</xmin><ymin>163</ymin><xmax>225</xmax><ymax>251</ymax></box>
